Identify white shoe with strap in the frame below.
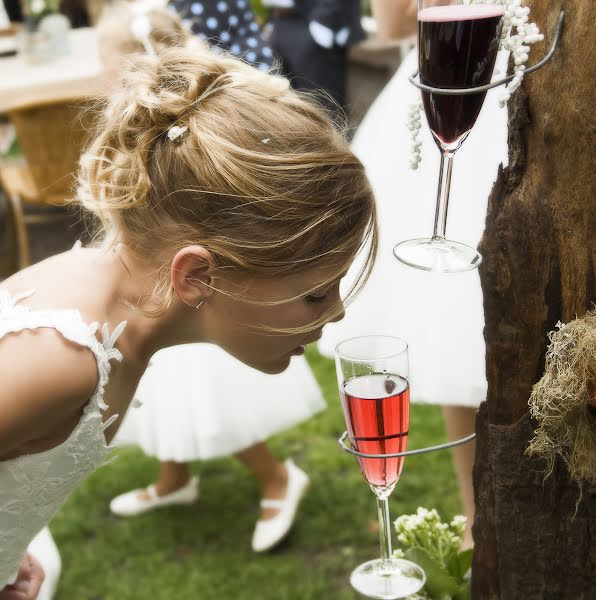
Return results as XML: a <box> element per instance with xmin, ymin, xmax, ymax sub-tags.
<box><xmin>251</xmin><ymin>459</ymin><xmax>310</xmax><ymax>553</ymax></box>
<box><xmin>109</xmin><ymin>476</ymin><xmax>199</xmax><ymax>517</ymax></box>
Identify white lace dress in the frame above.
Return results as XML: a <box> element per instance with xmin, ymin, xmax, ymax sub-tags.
<box><xmin>0</xmin><ymin>288</ymin><xmax>126</xmax><ymax>588</ymax></box>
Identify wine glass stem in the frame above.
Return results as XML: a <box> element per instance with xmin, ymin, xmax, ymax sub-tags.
<box><xmin>377</xmin><ymin>496</ymin><xmax>393</xmax><ymax>568</ymax></box>
<box><xmin>432</xmin><ymin>150</ymin><xmax>455</xmax><ymax>241</ymax></box>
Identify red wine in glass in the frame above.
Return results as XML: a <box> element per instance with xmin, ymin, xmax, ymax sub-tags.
<box><xmin>342</xmin><ymin>373</ymin><xmax>410</xmax><ymax>493</ymax></box>
<box><xmin>419</xmin><ymin>4</ymin><xmax>505</xmax><ymax>145</ymax></box>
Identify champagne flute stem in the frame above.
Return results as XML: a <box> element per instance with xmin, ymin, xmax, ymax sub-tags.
<box><xmin>377</xmin><ymin>496</ymin><xmax>393</xmax><ymax>569</ymax></box>
<box><xmin>432</xmin><ymin>150</ymin><xmax>455</xmax><ymax>241</ymax></box>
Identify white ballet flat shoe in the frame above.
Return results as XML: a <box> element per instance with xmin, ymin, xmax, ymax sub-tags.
<box><xmin>109</xmin><ymin>476</ymin><xmax>199</xmax><ymax>517</ymax></box>
<box><xmin>251</xmin><ymin>459</ymin><xmax>309</xmax><ymax>553</ymax></box>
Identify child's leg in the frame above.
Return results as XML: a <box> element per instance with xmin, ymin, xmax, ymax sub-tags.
<box><xmin>110</xmin><ymin>460</ymin><xmax>197</xmax><ymax>516</ymax></box>
<box><xmin>235</xmin><ymin>442</ymin><xmax>288</xmax><ymax>520</ymax></box>
<box><xmin>441</xmin><ymin>405</ymin><xmax>476</xmax><ymax>549</ymax></box>
<box><xmin>138</xmin><ymin>461</ymin><xmax>191</xmax><ymax>499</ymax></box>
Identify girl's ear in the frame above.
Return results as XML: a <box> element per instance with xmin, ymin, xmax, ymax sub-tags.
<box><xmin>171</xmin><ymin>245</ymin><xmax>215</xmax><ymax>308</ymax></box>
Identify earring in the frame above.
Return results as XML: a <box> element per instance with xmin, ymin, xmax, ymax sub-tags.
<box><xmin>195</xmin><ymin>301</ymin><xmax>204</xmax><ymax>310</ymax></box>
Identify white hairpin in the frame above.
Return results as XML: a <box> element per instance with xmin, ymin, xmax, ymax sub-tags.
<box><xmin>167</xmin><ymin>125</ymin><xmax>188</xmax><ymax>141</ymax></box>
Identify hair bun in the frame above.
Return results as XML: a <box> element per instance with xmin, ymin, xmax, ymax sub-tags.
<box><xmin>119</xmin><ymin>49</ymin><xmax>231</xmax><ymax>126</ymax></box>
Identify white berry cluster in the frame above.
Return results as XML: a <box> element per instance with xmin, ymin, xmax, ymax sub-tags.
<box><xmin>496</xmin><ymin>0</ymin><xmax>544</xmax><ymax>106</ymax></box>
<box><xmin>407</xmin><ymin>101</ymin><xmax>423</xmax><ymax>170</ymax></box>
<box><xmin>408</xmin><ymin>0</ymin><xmax>544</xmax><ymax>169</ymax></box>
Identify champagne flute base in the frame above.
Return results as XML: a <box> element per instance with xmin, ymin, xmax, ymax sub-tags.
<box><xmin>350</xmin><ymin>558</ymin><xmax>425</xmax><ymax>599</ymax></box>
<box><xmin>393</xmin><ymin>237</ymin><xmax>482</xmax><ymax>273</ymax></box>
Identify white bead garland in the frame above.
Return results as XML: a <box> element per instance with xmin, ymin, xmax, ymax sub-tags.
<box><xmin>409</xmin><ymin>0</ymin><xmax>544</xmax><ymax>169</ymax></box>
<box><xmin>407</xmin><ymin>101</ymin><xmax>423</xmax><ymax>170</ymax></box>
<box><xmin>496</xmin><ymin>0</ymin><xmax>544</xmax><ymax>106</ymax></box>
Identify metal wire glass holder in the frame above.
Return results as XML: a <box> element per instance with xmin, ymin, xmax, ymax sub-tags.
<box><xmin>407</xmin><ymin>10</ymin><xmax>564</xmax><ymax>96</ymax></box>
<box><xmin>338</xmin><ymin>431</ymin><xmax>476</xmax><ymax>459</ymax></box>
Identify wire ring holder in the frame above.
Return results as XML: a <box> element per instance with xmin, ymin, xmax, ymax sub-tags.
<box><xmin>408</xmin><ymin>10</ymin><xmax>565</xmax><ymax>96</ymax></box>
<box><xmin>338</xmin><ymin>431</ymin><xmax>476</xmax><ymax>459</ymax></box>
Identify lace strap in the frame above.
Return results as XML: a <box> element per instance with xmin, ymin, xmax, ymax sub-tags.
<box><xmin>0</xmin><ymin>288</ymin><xmax>127</xmax><ymax>412</ymax></box>
<box><xmin>0</xmin><ymin>288</ymin><xmax>35</xmax><ymax>312</ymax></box>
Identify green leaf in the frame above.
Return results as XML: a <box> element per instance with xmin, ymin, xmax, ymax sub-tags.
<box><xmin>453</xmin><ymin>578</ymin><xmax>471</xmax><ymax>600</ymax></box>
<box><xmin>447</xmin><ymin>548</ymin><xmax>473</xmax><ymax>581</ymax></box>
<box><xmin>404</xmin><ymin>547</ymin><xmax>460</xmax><ymax>599</ymax></box>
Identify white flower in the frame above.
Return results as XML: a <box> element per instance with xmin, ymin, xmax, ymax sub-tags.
<box><xmin>31</xmin><ymin>0</ymin><xmax>45</xmax><ymax>14</ymax></box>
<box><xmin>394</xmin><ymin>506</ymin><xmax>467</xmax><ymax>567</ymax></box>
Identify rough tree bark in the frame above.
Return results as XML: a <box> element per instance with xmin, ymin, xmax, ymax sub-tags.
<box><xmin>472</xmin><ymin>0</ymin><xmax>596</xmax><ymax>598</ymax></box>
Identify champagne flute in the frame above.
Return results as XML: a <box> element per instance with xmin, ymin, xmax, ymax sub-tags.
<box><xmin>394</xmin><ymin>0</ymin><xmax>506</xmax><ymax>272</ymax></box>
<box><xmin>336</xmin><ymin>336</ymin><xmax>425</xmax><ymax>599</ymax></box>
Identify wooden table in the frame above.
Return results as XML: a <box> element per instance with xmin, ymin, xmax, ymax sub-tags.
<box><xmin>0</xmin><ymin>27</ymin><xmax>103</xmax><ymax>113</ymax></box>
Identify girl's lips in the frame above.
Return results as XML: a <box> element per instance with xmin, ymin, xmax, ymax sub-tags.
<box><xmin>289</xmin><ymin>333</ymin><xmax>321</xmax><ymax>356</ymax></box>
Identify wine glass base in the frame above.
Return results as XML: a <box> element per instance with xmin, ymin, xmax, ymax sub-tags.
<box><xmin>393</xmin><ymin>238</ymin><xmax>482</xmax><ymax>273</ymax></box>
<box><xmin>350</xmin><ymin>558</ymin><xmax>426</xmax><ymax>600</ymax></box>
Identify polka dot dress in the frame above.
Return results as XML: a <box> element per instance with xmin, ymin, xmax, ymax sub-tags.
<box><xmin>168</xmin><ymin>0</ymin><xmax>274</xmax><ymax>71</ymax></box>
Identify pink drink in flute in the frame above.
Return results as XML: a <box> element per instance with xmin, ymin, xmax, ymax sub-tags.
<box><xmin>336</xmin><ymin>336</ymin><xmax>424</xmax><ymax>599</ymax></box>
<box><xmin>342</xmin><ymin>374</ymin><xmax>409</xmax><ymax>494</ymax></box>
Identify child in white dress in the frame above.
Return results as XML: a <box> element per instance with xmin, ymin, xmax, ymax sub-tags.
<box><xmin>319</xmin><ymin>0</ymin><xmax>509</xmax><ymax>547</ymax></box>
<box><xmin>0</xmin><ymin>44</ymin><xmax>378</xmax><ymax>597</ymax></box>
<box><xmin>98</xmin><ymin>1</ymin><xmax>326</xmax><ymax>554</ymax></box>
<box><xmin>112</xmin><ymin>343</ymin><xmax>325</xmax><ymax>552</ymax></box>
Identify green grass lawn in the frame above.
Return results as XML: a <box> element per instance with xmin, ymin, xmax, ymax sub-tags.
<box><xmin>52</xmin><ymin>348</ymin><xmax>461</xmax><ymax>599</ymax></box>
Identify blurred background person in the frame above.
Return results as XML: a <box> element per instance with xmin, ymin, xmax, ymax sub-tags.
<box><xmin>168</xmin><ymin>0</ymin><xmax>274</xmax><ymax>70</ymax></box>
<box><xmin>262</xmin><ymin>0</ymin><xmax>364</xmax><ymax>112</ymax></box>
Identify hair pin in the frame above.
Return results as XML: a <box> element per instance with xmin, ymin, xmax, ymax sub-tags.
<box><xmin>167</xmin><ymin>125</ymin><xmax>188</xmax><ymax>142</ymax></box>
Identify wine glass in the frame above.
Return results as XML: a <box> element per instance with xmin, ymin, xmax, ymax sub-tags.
<box><xmin>394</xmin><ymin>0</ymin><xmax>506</xmax><ymax>272</ymax></box>
<box><xmin>335</xmin><ymin>336</ymin><xmax>425</xmax><ymax>599</ymax></box>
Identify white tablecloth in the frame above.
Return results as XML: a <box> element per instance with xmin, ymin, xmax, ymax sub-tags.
<box><xmin>0</xmin><ymin>28</ymin><xmax>103</xmax><ymax>113</ymax></box>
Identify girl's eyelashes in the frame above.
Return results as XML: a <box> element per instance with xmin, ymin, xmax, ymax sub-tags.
<box><xmin>305</xmin><ymin>292</ymin><xmax>329</xmax><ymax>304</ymax></box>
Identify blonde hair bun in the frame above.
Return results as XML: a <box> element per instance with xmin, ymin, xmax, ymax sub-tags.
<box><xmin>78</xmin><ymin>46</ymin><xmax>378</xmax><ymax>328</ymax></box>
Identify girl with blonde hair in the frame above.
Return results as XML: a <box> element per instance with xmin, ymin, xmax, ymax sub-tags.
<box><xmin>97</xmin><ymin>2</ymin><xmax>327</xmax><ymax>555</ymax></box>
<box><xmin>0</xmin><ymin>43</ymin><xmax>377</xmax><ymax>598</ymax></box>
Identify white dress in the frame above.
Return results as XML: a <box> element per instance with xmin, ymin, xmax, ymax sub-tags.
<box><xmin>318</xmin><ymin>49</ymin><xmax>509</xmax><ymax>407</ymax></box>
<box><xmin>115</xmin><ymin>344</ymin><xmax>325</xmax><ymax>462</ymax></box>
<box><xmin>0</xmin><ymin>288</ymin><xmax>126</xmax><ymax>589</ymax></box>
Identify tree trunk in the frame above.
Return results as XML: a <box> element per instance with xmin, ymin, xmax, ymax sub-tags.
<box><xmin>472</xmin><ymin>0</ymin><xmax>596</xmax><ymax>597</ymax></box>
